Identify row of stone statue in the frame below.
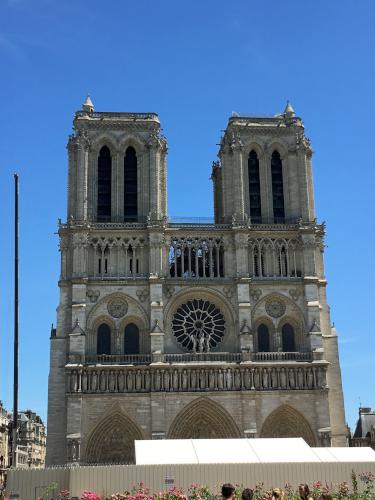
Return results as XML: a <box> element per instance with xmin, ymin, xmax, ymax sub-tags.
<box><xmin>67</xmin><ymin>365</ymin><xmax>327</xmax><ymax>394</ymax></box>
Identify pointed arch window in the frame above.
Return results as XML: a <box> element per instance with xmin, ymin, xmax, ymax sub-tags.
<box><xmin>271</xmin><ymin>151</ymin><xmax>285</xmax><ymax>222</ymax></box>
<box><xmin>282</xmin><ymin>323</ymin><xmax>295</xmax><ymax>352</ymax></box>
<box><xmin>97</xmin><ymin>146</ymin><xmax>112</xmax><ymax>222</ymax></box>
<box><xmin>258</xmin><ymin>324</ymin><xmax>270</xmax><ymax>352</ymax></box>
<box><xmin>97</xmin><ymin>323</ymin><xmax>111</xmax><ymax>355</ymax></box>
<box><xmin>124</xmin><ymin>323</ymin><xmax>140</xmax><ymax>354</ymax></box>
<box><xmin>248</xmin><ymin>150</ymin><xmax>261</xmax><ymax>223</ymax></box>
<box><xmin>124</xmin><ymin>146</ymin><xmax>138</xmax><ymax>221</ymax></box>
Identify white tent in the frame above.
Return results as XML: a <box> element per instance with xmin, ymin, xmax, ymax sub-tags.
<box><xmin>135</xmin><ymin>438</ymin><xmax>375</xmax><ymax>465</ymax></box>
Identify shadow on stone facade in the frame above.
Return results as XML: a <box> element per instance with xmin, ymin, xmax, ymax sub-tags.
<box><xmin>168</xmin><ymin>397</ymin><xmax>241</xmax><ymax>439</ymax></box>
<box><xmin>85</xmin><ymin>409</ymin><xmax>143</xmax><ymax>463</ymax></box>
<box><xmin>260</xmin><ymin>404</ymin><xmax>316</xmax><ymax>446</ymax></box>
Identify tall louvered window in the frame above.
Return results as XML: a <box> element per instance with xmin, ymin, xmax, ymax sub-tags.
<box><xmin>124</xmin><ymin>146</ymin><xmax>138</xmax><ymax>221</ymax></box>
<box><xmin>271</xmin><ymin>151</ymin><xmax>285</xmax><ymax>222</ymax></box>
<box><xmin>282</xmin><ymin>323</ymin><xmax>295</xmax><ymax>352</ymax></box>
<box><xmin>124</xmin><ymin>323</ymin><xmax>140</xmax><ymax>354</ymax></box>
<box><xmin>97</xmin><ymin>324</ymin><xmax>111</xmax><ymax>355</ymax></box>
<box><xmin>248</xmin><ymin>150</ymin><xmax>261</xmax><ymax>223</ymax></box>
<box><xmin>97</xmin><ymin>146</ymin><xmax>112</xmax><ymax>221</ymax></box>
<box><xmin>258</xmin><ymin>324</ymin><xmax>270</xmax><ymax>352</ymax></box>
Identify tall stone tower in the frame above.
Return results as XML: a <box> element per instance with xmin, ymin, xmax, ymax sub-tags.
<box><xmin>46</xmin><ymin>99</ymin><xmax>347</xmax><ymax>466</ymax></box>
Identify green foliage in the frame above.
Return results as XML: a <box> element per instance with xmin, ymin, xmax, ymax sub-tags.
<box><xmin>37</xmin><ymin>482</ymin><xmax>58</xmax><ymax>500</ymax></box>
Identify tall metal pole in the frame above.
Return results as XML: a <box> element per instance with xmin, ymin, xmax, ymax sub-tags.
<box><xmin>12</xmin><ymin>173</ymin><xmax>19</xmax><ymax>468</ymax></box>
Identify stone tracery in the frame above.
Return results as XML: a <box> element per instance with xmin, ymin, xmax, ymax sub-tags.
<box><xmin>169</xmin><ymin>236</ymin><xmax>225</xmax><ymax>278</ymax></box>
<box><xmin>172</xmin><ymin>299</ymin><xmax>225</xmax><ymax>352</ymax></box>
<box><xmin>249</xmin><ymin>237</ymin><xmax>302</xmax><ymax>278</ymax></box>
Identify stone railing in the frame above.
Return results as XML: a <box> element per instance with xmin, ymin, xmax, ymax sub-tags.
<box><xmin>66</xmin><ymin>363</ymin><xmax>327</xmax><ymax>394</ymax></box>
<box><xmin>253</xmin><ymin>352</ymin><xmax>312</xmax><ymax>362</ymax></box>
<box><xmin>71</xmin><ymin>351</ymin><xmax>317</xmax><ymax>365</ymax></box>
<box><xmin>85</xmin><ymin>354</ymin><xmax>152</xmax><ymax>365</ymax></box>
<box><xmin>164</xmin><ymin>352</ymin><xmax>242</xmax><ymax>363</ymax></box>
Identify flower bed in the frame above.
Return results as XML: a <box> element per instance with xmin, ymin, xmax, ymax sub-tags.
<box><xmin>36</xmin><ymin>473</ymin><xmax>375</xmax><ymax>500</ymax></box>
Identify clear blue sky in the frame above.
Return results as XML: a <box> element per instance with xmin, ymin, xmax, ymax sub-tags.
<box><xmin>0</xmin><ymin>0</ymin><xmax>374</xmax><ymax>431</ymax></box>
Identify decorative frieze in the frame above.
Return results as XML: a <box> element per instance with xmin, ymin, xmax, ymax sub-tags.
<box><xmin>66</xmin><ymin>364</ymin><xmax>327</xmax><ymax>394</ymax></box>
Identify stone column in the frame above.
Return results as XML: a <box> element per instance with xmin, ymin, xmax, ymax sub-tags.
<box><xmin>148</xmin><ymin>132</ymin><xmax>167</xmax><ymax>221</ymax></box>
<box><xmin>72</xmin><ymin>232</ymin><xmax>89</xmax><ymax>278</ymax></box>
<box><xmin>76</xmin><ymin>133</ymin><xmax>90</xmax><ymax>222</ymax></box>
<box><xmin>69</xmin><ymin>320</ymin><xmax>86</xmax><ymax>364</ymax></box>
<box><xmin>67</xmin><ymin>136</ymin><xmax>78</xmax><ymax>220</ymax></box>
<box><xmin>237</xmin><ymin>280</ymin><xmax>252</xmax><ymax>352</ymax></box>
<box><xmin>231</xmin><ymin>136</ymin><xmax>246</xmax><ymax>223</ymax></box>
<box><xmin>286</xmin><ymin>151</ymin><xmax>301</xmax><ymax>220</ymax></box>
<box><xmin>234</xmin><ymin>232</ymin><xmax>249</xmax><ymax>277</ymax></box>
<box><xmin>296</xmin><ymin>147</ymin><xmax>313</xmax><ymax>222</ymax></box>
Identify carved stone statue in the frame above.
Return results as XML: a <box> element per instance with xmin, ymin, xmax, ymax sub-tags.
<box><xmin>172</xmin><ymin>370</ymin><xmax>179</xmax><ymax>391</ymax></box>
<box><xmin>225</xmin><ymin>369</ymin><xmax>232</xmax><ymax>389</ymax></box>
<box><xmin>198</xmin><ymin>332</ymin><xmax>205</xmax><ymax>353</ymax></box>
<box><xmin>182</xmin><ymin>370</ymin><xmax>188</xmax><ymax>390</ymax></box>
<box><xmin>154</xmin><ymin>370</ymin><xmax>161</xmax><ymax>391</ymax></box>
<box><xmin>307</xmin><ymin>369</ymin><xmax>314</xmax><ymax>389</ymax></box>
<box><xmin>136</xmin><ymin>370</ymin><xmax>142</xmax><ymax>391</ymax></box>
<box><xmin>280</xmin><ymin>368</ymin><xmax>287</xmax><ymax>389</ymax></box>
<box><xmin>118</xmin><ymin>372</ymin><xmax>124</xmax><ymax>392</ymax></box>
<box><xmin>91</xmin><ymin>371</ymin><xmax>97</xmax><ymax>392</ymax></box>
<box><xmin>217</xmin><ymin>369</ymin><xmax>224</xmax><ymax>390</ymax></box>
<box><xmin>289</xmin><ymin>368</ymin><xmax>295</xmax><ymax>389</ymax></box>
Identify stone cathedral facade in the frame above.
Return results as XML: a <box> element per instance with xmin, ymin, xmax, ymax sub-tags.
<box><xmin>46</xmin><ymin>98</ymin><xmax>347</xmax><ymax>466</ymax></box>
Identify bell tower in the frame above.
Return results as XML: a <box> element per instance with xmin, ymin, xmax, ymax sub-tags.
<box><xmin>67</xmin><ymin>97</ymin><xmax>167</xmax><ymax>224</ymax></box>
<box><xmin>212</xmin><ymin>102</ymin><xmax>315</xmax><ymax>225</ymax></box>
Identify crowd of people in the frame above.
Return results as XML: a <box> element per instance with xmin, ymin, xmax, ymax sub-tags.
<box><xmin>221</xmin><ymin>483</ymin><xmax>333</xmax><ymax>500</ymax></box>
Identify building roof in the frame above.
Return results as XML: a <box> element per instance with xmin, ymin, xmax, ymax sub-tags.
<box><xmin>353</xmin><ymin>408</ymin><xmax>375</xmax><ymax>438</ymax></box>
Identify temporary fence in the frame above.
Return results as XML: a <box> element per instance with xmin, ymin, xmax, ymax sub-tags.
<box><xmin>6</xmin><ymin>461</ymin><xmax>375</xmax><ymax>499</ymax></box>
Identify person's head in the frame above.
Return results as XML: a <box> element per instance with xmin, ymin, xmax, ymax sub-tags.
<box><xmin>272</xmin><ymin>488</ymin><xmax>284</xmax><ymax>500</ymax></box>
<box><xmin>299</xmin><ymin>484</ymin><xmax>310</xmax><ymax>498</ymax></box>
<box><xmin>222</xmin><ymin>484</ymin><xmax>236</xmax><ymax>500</ymax></box>
<box><xmin>319</xmin><ymin>495</ymin><xmax>333</xmax><ymax>500</ymax></box>
<box><xmin>242</xmin><ymin>488</ymin><xmax>254</xmax><ymax>500</ymax></box>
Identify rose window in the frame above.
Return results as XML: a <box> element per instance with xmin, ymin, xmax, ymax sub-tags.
<box><xmin>172</xmin><ymin>299</ymin><xmax>225</xmax><ymax>352</ymax></box>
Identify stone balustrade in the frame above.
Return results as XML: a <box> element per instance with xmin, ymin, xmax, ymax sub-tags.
<box><xmin>74</xmin><ymin>351</ymin><xmax>314</xmax><ymax>366</ymax></box>
<box><xmin>66</xmin><ymin>363</ymin><xmax>327</xmax><ymax>394</ymax></box>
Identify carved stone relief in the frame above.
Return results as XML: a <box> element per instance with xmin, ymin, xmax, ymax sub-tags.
<box><xmin>250</xmin><ymin>288</ymin><xmax>262</xmax><ymax>302</ymax></box>
<box><xmin>86</xmin><ymin>290</ymin><xmax>100</xmax><ymax>303</ymax></box>
<box><xmin>136</xmin><ymin>289</ymin><xmax>149</xmax><ymax>303</ymax></box>
<box><xmin>265</xmin><ymin>297</ymin><xmax>286</xmax><ymax>318</ymax></box>
<box><xmin>289</xmin><ymin>289</ymin><xmax>300</xmax><ymax>301</ymax></box>
<box><xmin>107</xmin><ymin>298</ymin><xmax>128</xmax><ymax>318</ymax></box>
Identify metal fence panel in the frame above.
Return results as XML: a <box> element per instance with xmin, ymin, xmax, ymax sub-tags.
<box><xmin>6</xmin><ymin>462</ymin><xmax>375</xmax><ymax>499</ymax></box>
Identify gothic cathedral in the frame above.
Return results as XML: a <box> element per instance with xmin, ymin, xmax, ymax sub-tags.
<box><xmin>46</xmin><ymin>98</ymin><xmax>347</xmax><ymax>465</ymax></box>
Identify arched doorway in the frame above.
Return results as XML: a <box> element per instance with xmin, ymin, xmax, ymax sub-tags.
<box><xmin>168</xmin><ymin>397</ymin><xmax>241</xmax><ymax>439</ymax></box>
<box><xmin>85</xmin><ymin>410</ymin><xmax>143</xmax><ymax>464</ymax></box>
<box><xmin>260</xmin><ymin>404</ymin><xmax>316</xmax><ymax>446</ymax></box>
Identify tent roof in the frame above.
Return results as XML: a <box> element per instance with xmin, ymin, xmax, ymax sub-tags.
<box><xmin>135</xmin><ymin>438</ymin><xmax>375</xmax><ymax>465</ymax></box>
